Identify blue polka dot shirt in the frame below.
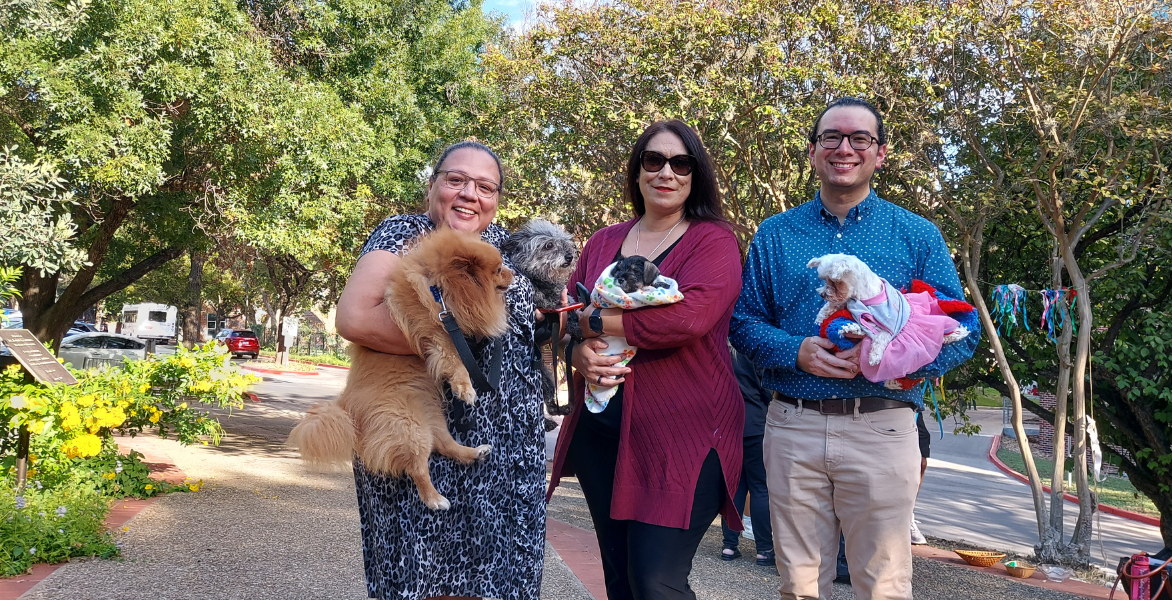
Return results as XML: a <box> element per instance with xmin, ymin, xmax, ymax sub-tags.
<box><xmin>729</xmin><ymin>190</ymin><xmax>981</xmax><ymax>409</ymax></box>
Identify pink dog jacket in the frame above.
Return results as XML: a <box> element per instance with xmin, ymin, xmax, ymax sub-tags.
<box><xmin>854</xmin><ymin>282</ymin><xmax>961</xmax><ymax>383</ymax></box>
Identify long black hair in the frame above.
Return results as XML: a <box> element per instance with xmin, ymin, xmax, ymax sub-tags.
<box><xmin>624</xmin><ymin>120</ymin><xmax>725</xmax><ymax>222</ymax></box>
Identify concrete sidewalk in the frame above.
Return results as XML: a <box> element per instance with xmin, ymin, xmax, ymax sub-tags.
<box><xmin>10</xmin><ymin>374</ymin><xmax>1129</xmax><ymax>599</ymax></box>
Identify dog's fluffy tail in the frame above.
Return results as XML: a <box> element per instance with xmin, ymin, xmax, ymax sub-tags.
<box><xmin>286</xmin><ymin>401</ymin><xmax>357</xmax><ymax>470</ymax></box>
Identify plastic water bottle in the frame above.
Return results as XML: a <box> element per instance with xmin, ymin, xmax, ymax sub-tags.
<box><xmin>1131</xmin><ymin>554</ymin><xmax>1150</xmax><ymax>600</ymax></box>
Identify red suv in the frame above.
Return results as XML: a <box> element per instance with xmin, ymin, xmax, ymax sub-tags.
<box><xmin>218</xmin><ymin>329</ymin><xmax>259</xmax><ymax>359</ymax></box>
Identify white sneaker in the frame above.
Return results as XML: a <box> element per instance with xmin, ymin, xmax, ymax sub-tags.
<box><xmin>910</xmin><ymin>518</ymin><xmax>927</xmax><ymax>545</ymax></box>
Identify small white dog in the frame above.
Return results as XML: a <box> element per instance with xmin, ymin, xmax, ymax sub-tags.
<box><xmin>808</xmin><ymin>254</ymin><xmax>969</xmax><ymax>369</ymax></box>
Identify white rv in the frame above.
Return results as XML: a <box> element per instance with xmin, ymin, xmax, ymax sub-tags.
<box><xmin>120</xmin><ymin>303</ymin><xmax>177</xmax><ymax>341</ymax></box>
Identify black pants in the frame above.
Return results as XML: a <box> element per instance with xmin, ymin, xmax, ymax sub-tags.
<box><xmin>720</xmin><ymin>434</ymin><xmax>773</xmax><ymax>555</ymax></box>
<box><xmin>567</xmin><ymin>420</ymin><xmax>724</xmax><ymax>600</ymax></box>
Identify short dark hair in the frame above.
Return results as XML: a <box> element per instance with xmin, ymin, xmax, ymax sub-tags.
<box><xmin>431</xmin><ymin>140</ymin><xmax>505</xmax><ymax>191</ymax></box>
<box><xmin>625</xmin><ymin>120</ymin><xmax>725</xmax><ymax>222</ymax></box>
<box><xmin>808</xmin><ymin>97</ymin><xmax>887</xmax><ymax>146</ymax></box>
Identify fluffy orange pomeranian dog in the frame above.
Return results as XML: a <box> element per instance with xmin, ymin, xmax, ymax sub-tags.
<box><xmin>287</xmin><ymin>227</ymin><xmax>513</xmax><ymax>510</ymax></box>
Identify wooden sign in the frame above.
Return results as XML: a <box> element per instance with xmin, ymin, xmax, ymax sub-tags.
<box><xmin>0</xmin><ymin>329</ymin><xmax>78</xmax><ymax>385</ymax></box>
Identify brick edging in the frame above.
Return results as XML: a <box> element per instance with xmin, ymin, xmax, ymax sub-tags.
<box><xmin>0</xmin><ymin>442</ymin><xmax>187</xmax><ymax>599</ymax></box>
<box><xmin>988</xmin><ymin>433</ymin><xmax>1161</xmax><ymax>527</ymax></box>
<box><xmin>911</xmin><ymin>544</ymin><xmax>1113</xmax><ymax>599</ymax></box>
<box><xmin>239</xmin><ymin>364</ymin><xmax>320</xmax><ymax>376</ymax></box>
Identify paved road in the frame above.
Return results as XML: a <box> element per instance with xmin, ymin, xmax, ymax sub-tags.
<box><xmin>915</xmin><ymin>408</ymin><xmax>1164</xmax><ymax>568</ymax></box>
<box><xmin>18</xmin><ymin>369</ymin><xmax>1136</xmax><ymax>599</ymax></box>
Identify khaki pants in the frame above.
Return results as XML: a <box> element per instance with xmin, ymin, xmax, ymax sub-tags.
<box><xmin>763</xmin><ymin>400</ymin><xmax>919</xmax><ymax>600</ymax></box>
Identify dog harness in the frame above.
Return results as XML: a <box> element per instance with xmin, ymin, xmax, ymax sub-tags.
<box><xmin>430</xmin><ymin>284</ymin><xmax>502</xmax><ymax>395</ymax></box>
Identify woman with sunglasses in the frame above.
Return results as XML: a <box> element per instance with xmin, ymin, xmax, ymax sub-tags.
<box><xmin>547</xmin><ymin>120</ymin><xmax>745</xmax><ymax>600</ymax></box>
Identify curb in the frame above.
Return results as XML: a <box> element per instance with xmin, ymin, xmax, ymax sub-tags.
<box><xmin>0</xmin><ymin>441</ymin><xmax>188</xmax><ymax>599</ymax></box>
<box><xmin>239</xmin><ymin>364</ymin><xmax>320</xmax><ymax>376</ymax></box>
<box><xmin>988</xmin><ymin>434</ymin><xmax>1161</xmax><ymax>527</ymax></box>
<box><xmin>256</xmin><ymin>352</ymin><xmax>350</xmax><ymax>371</ymax></box>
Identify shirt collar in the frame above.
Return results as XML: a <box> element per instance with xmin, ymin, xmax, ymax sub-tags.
<box><xmin>814</xmin><ymin>190</ymin><xmax>878</xmax><ymax>223</ymax></box>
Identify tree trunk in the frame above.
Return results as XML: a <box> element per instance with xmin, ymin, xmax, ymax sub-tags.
<box><xmin>958</xmin><ymin>231</ymin><xmax>1053</xmax><ymax>548</ymax></box>
<box><xmin>1045</xmin><ymin>247</ymin><xmax>1073</xmax><ymax>563</ymax></box>
<box><xmin>1062</xmin><ymin>243</ymin><xmax>1098</xmax><ymax>562</ymax></box>
<box><xmin>181</xmin><ymin>251</ymin><xmax>206</xmax><ymax>349</ymax></box>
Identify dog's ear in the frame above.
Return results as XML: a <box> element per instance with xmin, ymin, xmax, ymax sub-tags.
<box><xmin>807</xmin><ymin>257</ymin><xmax>822</xmax><ymax>269</ymax></box>
<box><xmin>500</xmin><ymin>236</ymin><xmax>517</xmax><ymax>254</ymax></box>
<box><xmin>824</xmin><ymin>259</ymin><xmax>849</xmax><ymax>282</ymax></box>
<box><xmin>642</xmin><ymin>260</ymin><xmax>661</xmax><ymax>285</ymax></box>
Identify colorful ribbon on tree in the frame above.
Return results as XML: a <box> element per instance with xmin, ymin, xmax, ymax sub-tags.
<box><xmin>991</xmin><ymin>284</ymin><xmax>1029</xmax><ymax>336</ymax></box>
<box><xmin>1039</xmin><ymin>287</ymin><xmax>1077</xmax><ymax>343</ymax></box>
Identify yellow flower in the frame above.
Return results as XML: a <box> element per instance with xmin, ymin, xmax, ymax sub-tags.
<box><xmin>149</xmin><ymin>413</ymin><xmax>160</xmax><ymax>423</ymax></box>
<box><xmin>178</xmin><ymin>402</ymin><xmax>188</xmax><ymax>410</ymax></box>
<box><xmin>61</xmin><ymin>433</ymin><xmax>102</xmax><ymax>458</ymax></box>
<box><xmin>144</xmin><ymin>484</ymin><xmax>153</xmax><ymax>490</ymax></box>
<box><xmin>190</xmin><ymin>381</ymin><xmax>213</xmax><ymax>393</ymax></box>
<box><xmin>103</xmin><ymin>472</ymin><xmax>116</xmax><ymax>480</ymax></box>
<box><xmin>77</xmin><ymin>394</ymin><xmax>96</xmax><ymax>407</ymax></box>
<box><xmin>59</xmin><ymin>402</ymin><xmax>81</xmax><ymax>431</ymax></box>
<box><xmin>139</xmin><ymin>384</ymin><xmax>150</xmax><ymax>394</ymax></box>
<box><xmin>26</xmin><ymin>468</ymin><xmax>36</xmax><ymax>477</ymax></box>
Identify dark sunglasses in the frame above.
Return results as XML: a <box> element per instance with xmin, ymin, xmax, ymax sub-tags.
<box><xmin>640</xmin><ymin>150</ymin><xmax>697</xmax><ymax>176</ymax></box>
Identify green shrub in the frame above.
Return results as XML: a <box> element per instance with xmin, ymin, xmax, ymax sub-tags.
<box><xmin>0</xmin><ymin>483</ymin><xmax>117</xmax><ymax>577</ymax></box>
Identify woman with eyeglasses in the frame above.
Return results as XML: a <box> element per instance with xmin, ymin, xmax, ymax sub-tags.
<box><xmin>547</xmin><ymin>120</ymin><xmax>745</xmax><ymax>600</ymax></box>
<box><xmin>335</xmin><ymin>140</ymin><xmax>547</xmax><ymax>600</ymax></box>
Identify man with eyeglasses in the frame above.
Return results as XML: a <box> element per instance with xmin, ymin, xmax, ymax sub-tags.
<box><xmin>730</xmin><ymin>98</ymin><xmax>978</xmax><ymax>600</ymax></box>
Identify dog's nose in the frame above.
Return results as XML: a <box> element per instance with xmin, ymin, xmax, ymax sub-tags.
<box><xmin>564</xmin><ymin>252</ymin><xmax>575</xmax><ymax>264</ymax></box>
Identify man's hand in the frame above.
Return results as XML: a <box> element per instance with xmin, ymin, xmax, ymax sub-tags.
<box><xmin>797</xmin><ymin>336</ymin><xmax>860</xmax><ymax>379</ymax></box>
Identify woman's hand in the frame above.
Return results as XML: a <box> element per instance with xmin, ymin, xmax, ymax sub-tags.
<box><xmin>572</xmin><ymin>338</ymin><xmax>631</xmax><ymax>386</ymax></box>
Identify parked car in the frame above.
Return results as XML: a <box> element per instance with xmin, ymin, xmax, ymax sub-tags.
<box><xmin>67</xmin><ymin>321</ymin><xmax>100</xmax><ymax>336</ymax></box>
<box><xmin>217</xmin><ymin>329</ymin><xmax>259</xmax><ymax>359</ymax></box>
<box><xmin>58</xmin><ymin>332</ymin><xmax>147</xmax><ymax>369</ymax></box>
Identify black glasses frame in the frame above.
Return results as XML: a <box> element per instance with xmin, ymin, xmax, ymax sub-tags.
<box><xmin>815</xmin><ymin>130</ymin><xmax>880</xmax><ymax>151</ymax></box>
<box><xmin>434</xmin><ymin>169</ymin><xmax>502</xmax><ymax>197</ymax></box>
<box><xmin>640</xmin><ymin>150</ymin><xmax>697</xmax><ymax>176</ymax></box>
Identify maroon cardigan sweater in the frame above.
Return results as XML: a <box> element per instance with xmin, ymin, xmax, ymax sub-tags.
<box><xmin>547</xmin><ymin>218</ymin><xmax>745</xmax><ymax>530</ymax></box>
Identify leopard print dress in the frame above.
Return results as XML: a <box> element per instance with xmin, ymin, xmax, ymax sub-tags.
<box><xmin>354</xmin><ymin>214</ymin><xmax>546</xmax><ymax>600</ymax></box>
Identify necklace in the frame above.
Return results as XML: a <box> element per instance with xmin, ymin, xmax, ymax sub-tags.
<box><xmin>635</xmin><ymin>215</ymin><xmax>685</xmax><ymax>259</ymax></box>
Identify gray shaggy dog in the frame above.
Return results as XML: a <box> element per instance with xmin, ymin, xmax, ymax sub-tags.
<box><xmin>502</xmin><ymin>219</ymin><xmax>578</xmax><ymax>310</ymax></box>
<box><xmin>502</xmin><ymin>219</ymin><xmax>579</xmax><ymax>423</ymax></box>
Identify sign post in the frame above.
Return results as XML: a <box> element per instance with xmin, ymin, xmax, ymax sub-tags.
<box><xmin>0</xmin><ymin>329</ymin><xmax>79</xmax><ymax>490</ymax></box>
<box><xmin>278</xmin><ymin>316</ymin><xmax>298</xmax><ymax>366</ymax></box>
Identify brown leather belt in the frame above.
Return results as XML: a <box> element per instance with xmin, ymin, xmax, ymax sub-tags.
<box><xmin>772</xmin><ymin>392</ymin><xmax>912</xmax><ymax>415</ymax></box>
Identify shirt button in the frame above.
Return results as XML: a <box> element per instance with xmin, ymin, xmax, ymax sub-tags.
<box><xmin>836</xmin><ymin>233</ymin><xmax>842</xmax><ymax>238</ymax></box>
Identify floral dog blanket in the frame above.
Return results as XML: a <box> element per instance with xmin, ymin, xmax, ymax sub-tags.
<box><xmin>584</xmin><ymin>261</ymin><xmax>684</xmax><ymax>413</ymax></box>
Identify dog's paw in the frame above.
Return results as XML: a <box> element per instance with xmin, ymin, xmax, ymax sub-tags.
<box><xmin>943</xmin><ymin>325</ymin><xmax>970</xmax><ymax>344</ymax></box>
<box><xmin>840</xmin><ymin>322</ymin><xmax>865</xmax><ymax>336</ymax></box>
<box><xmin>451</xmin><ymin>380</ymin><xmax>477</xmax><ymax>405</ymax></box>
<box><xmin>474</xmin><ymin>444</ymin><xmax>492</xmax><ymax>460</ymax></box>
<box><xmin>425</xmin><ymin>495</ymin><xmax>452</xmax><ymax>511</ymax></box>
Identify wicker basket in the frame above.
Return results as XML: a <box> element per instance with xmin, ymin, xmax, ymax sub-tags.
<box><xmin>1005</xmin><ymin>563</ymin><xmax>1036</xmax><ymax>578</ymax></box>
<box><xmin>955</xmin><ymin>550</ymin><xmax>1007</xmax><ymax>567</ymax></box>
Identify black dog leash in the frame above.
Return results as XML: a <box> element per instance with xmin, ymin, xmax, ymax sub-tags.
<box><xmin>431</xmin><ymin>285</ymin><xmax>502</xmax><ymax>395</ymax></box>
